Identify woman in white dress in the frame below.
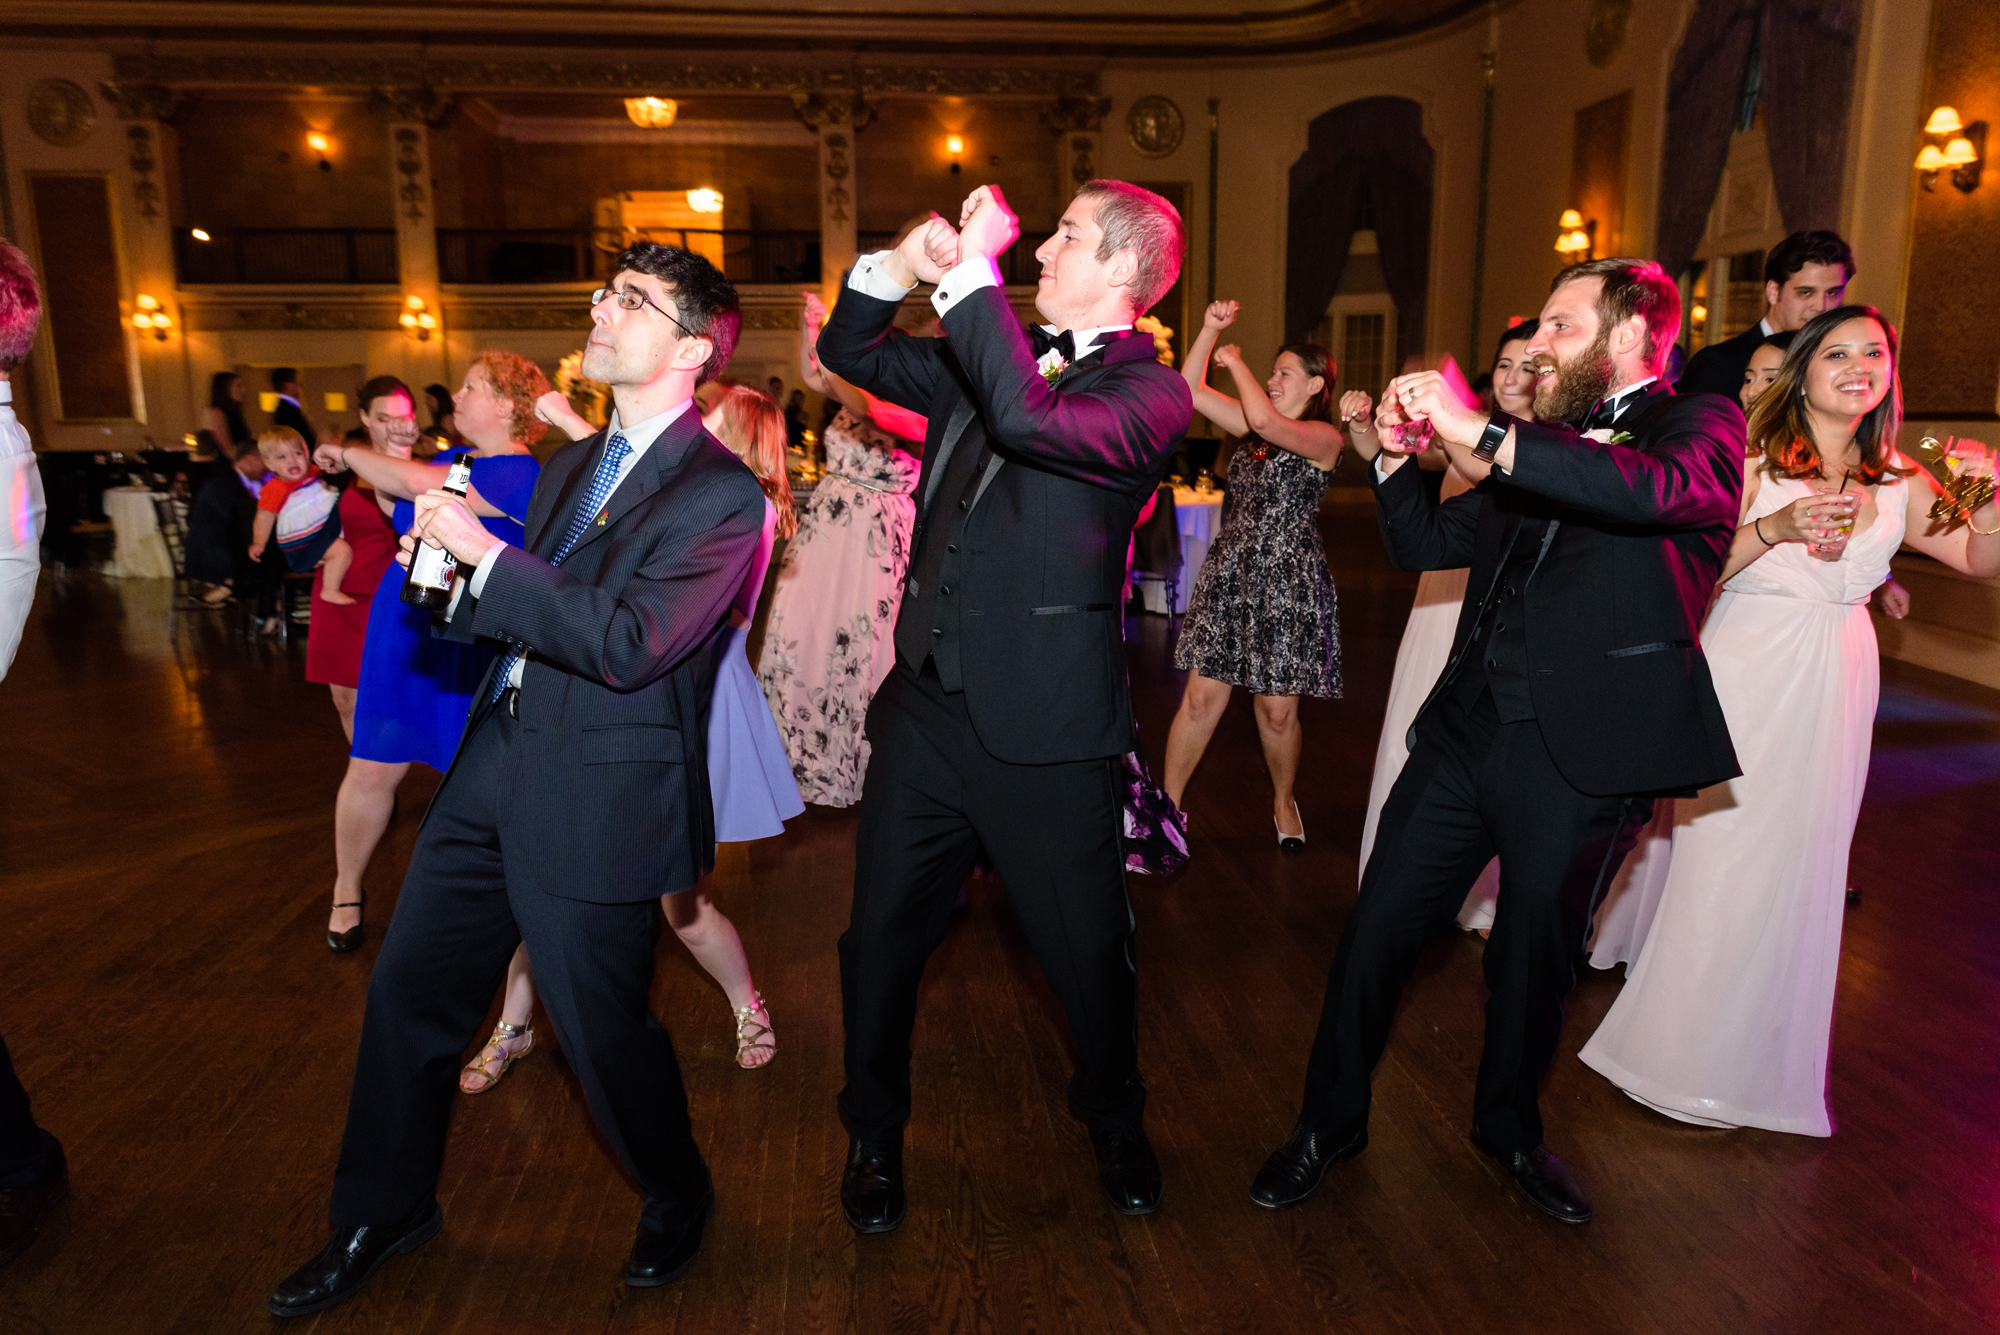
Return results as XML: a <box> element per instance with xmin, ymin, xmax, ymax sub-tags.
<box><xmin>1356</xmin><ymin>322</ymin><xmax>1538</xmax><ymax>931</ymax></box>
<box><xmin>757</xmin><ymin>291</ymin><xmax>927</xmax><ymax>807</ymax></box>
<box><xmin>1579</xmin><ymin>307</ymin><xmax>2000</xmax><ymax>1135</ymax></box>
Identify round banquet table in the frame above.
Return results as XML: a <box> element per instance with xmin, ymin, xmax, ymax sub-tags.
<box><xmin>1136</xmin><ymin>486</ymin><xmax>1223</xmax><ymax>614</ymax></box>
<box><xmin>102</xmin><ymin>487</ymin><xmax>175</xmax><ymax>579</ymax></box>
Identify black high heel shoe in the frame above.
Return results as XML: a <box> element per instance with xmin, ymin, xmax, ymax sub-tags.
<box><xmin>328</xmin><ymin>901</ymin><xmax>365</xmax><ymax>953</ymax></box>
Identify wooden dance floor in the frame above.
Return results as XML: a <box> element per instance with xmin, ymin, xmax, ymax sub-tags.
<box><xmin>3</xmin><ymin>507</ymin><xmax>1997</xmax><ymax>1333</ymax></box>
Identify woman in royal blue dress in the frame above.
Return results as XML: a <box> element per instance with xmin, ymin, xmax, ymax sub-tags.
<box><xmin>310</xmin><ymin>352</ymin><xmax>550</xmax><ymax>952</ymax></box>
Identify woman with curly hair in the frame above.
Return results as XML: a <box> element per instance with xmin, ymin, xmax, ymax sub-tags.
<box><xmin>308</xmin><ymin>350</ymin><xmax>548</xmax><ymax>954</ymax></box>
<box><xmin>1580</xmin><ymin>307</ymin><xmax>2000</xmax><ymax>1135</ymax></box>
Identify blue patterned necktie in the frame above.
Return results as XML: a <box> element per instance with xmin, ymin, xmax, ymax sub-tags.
<box><xmin>487</xmin><ymin>431</ymin><xmax>631</xmax><ymax>703</ymax></box>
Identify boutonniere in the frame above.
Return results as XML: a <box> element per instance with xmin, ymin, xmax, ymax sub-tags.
<box><xmin>1037</xmin><ymin>349</ymin><xmax>1070</xmax><ymax>387</ymax></box>
<box><xmin>1582</xmin><ymin>428</ymin><xmax>1634</xmax><ymax>445</ymax></box>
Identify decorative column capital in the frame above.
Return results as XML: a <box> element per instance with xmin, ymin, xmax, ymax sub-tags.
<box><xmin>97</xmin><ymin>81</ymin><xmax>189</xmax><ymax>125</ymax></box>
<box><xmin>1039</xmin><ymin>96</ymin><xmax>1112</xmax><ymax>136</ymax></box>
<box><xmin>790</xmin><ymin>90</ymin><xmax>876</xmax><ymax>134</ymax></box>
<box><xmin>369</xmin><ymin>86</ymin><xmax>455</xmax><ymax>126</ymax></box>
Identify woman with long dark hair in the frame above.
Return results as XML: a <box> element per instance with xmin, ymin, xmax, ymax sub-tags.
<box><xmin>1163</xmin><ymin>299</ymin><xmax>1345</xmax><ymax>847</ymax></box>
<box><xmin>203</xmin><ymin>371</ymin><xmax>253</xmax><ymax>460</ymax></box>
<box><xmin>1580</xmin><ymin>307</ymin><xmax>2000</xmax><ymax>1135</ymax></box>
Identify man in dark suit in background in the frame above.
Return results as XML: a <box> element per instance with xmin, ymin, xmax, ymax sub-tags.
<box><xmin>267</xmin><ymin>245</ymin><xmax>764</xmax><ymax>1317</ymax></box>
<box><xmin>1676</xmin><ymin>230</ymin><xmax>1853</xmax><ymax>398</ymax></box>
<box><xmin>269</xmin><ymin>366</ymin><xmax>314</xmax><ymax>443</ymax></box>
<box><xmin>816</xmin><ymin>181</ymin><xmax>1192</xmax><ymax>1232</ymax></box>
<box><xmin>1252</xmin><ymin>259</ymin><xmax>1745</xmax><ymax>1225</ymax></box>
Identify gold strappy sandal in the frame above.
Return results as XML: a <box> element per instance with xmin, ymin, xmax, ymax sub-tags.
<box><xmin>459</xmin><ymin>1019</ymin><xmax>534</xmax><ymax>1094</ymax></box>
<box><xmin>733</xmin><ymin>993</ymin><xmax>775</xmax><ymax>1070</ymax></box>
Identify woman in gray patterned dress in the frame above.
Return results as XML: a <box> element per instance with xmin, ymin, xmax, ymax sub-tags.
<box><xmin>1162</xmin><ymin>300</ymin><xmax>1361</xmax><ymax>849</ymax></box>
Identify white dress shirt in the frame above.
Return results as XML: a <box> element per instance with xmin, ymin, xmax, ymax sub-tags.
<box><xmin>0</xmin><ymin>379</ymin><xmax>47</xmax><ymax>681</ymax></box>
<box><xmin>847</xmin><ymin>250</ymin><xmax>1131</xmax><ymax>367</ymax></box>
<box><xmin>466</xmin><ymin>396</ymin><xmax>692</xmax><ymax>689</ymax></box>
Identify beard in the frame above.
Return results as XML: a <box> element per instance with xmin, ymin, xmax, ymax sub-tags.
<box><xmin>1531</xmin><ymin>328</ymin><xmax>1615</xmax><ymax>423</ymax></box>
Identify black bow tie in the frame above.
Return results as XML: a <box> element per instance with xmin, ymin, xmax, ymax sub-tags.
<box><xmin>1580</xmin><ymin>397</ymin><xmax>1622</xmax><ymax>431</ymax></box>
<box><xmin>1031</xmin><ymin>326</ymin><xmax>1077</xmax><ymax>362</ymax></box>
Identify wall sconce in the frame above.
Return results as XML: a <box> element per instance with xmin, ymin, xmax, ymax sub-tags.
<box><xmin>946</xmin><ymin>135</ymin><xmax>965</xmax><ymax>175</ymax></box>
<box><xmin>306</xmin><ymin>131</ymin><xmax>334</xmax><ymax>173</ymax></box>
<box><xmin>399</xmin><ymin>295</ymin><xmax>438</xmax><ymax>341</ymax></box>
<box><xmin>190</xmin><ymin>228</ymin><xmax>211</xmax><ymax>243</ymax></box>
<box><xmin>131</xmin><ymin>293</ymin><xmax>172</xmax><ymax>342</ymax></box>
<box><xmin>684</xmin><ymin>187</ymin><xmax>723</xmax><ymax>215</ymax></box>
<box><xmin>1553</xmin><ymin>208</ymin><xmax>1596</xmax><ymax>260</ymax></box>
<box><xmin>625</xmin><ymin>97</ymin><xmax>678</xmax><ymax>129</ymax></box>
<box><xmin>1916</xmin><ymin>106</ymin><xmax>1985</xmax><ymax>193</ymax></box>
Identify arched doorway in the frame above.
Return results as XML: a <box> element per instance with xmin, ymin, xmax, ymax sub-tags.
<box><xmin>1285</xmin><ymin>97</ymin><xmax>1433</xmax><ymax>374</ymax></box>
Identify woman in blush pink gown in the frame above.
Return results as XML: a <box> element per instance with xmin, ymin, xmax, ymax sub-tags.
<box><xmin>1579</xmin><ymin>308</ymin><xmax>2000</xmax><ymax>1135</ymax></box>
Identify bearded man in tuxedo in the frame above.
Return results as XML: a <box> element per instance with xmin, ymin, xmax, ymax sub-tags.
<box><xmin>1252</xmin><ymin>259</ymin><xmax>1745</xmax><ymax>1224</ymax></box>
<box><xmin>815</xmin><ymin>182</ymin><xmax>1192</xmax><ymax>1231</ymax></box>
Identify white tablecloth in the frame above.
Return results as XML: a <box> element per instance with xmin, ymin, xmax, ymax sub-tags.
<box><xmin>103</xmin><ymin>487</ymin><xmax>174</xmax><ymax>580</ymax></box>
<box><xmin>1136</xmin><ymin>487</ymin><xmax>1223</xmax><ymax>614</ymax></box>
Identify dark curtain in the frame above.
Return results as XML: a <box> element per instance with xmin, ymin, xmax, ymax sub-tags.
<box><xmin>1763</xmin><ymin>0</ymin><xmax>1862</xmax><ymax>233</ymax></box>
<box><xmin>1285</xmin><ymin>97</ymin><xmax>1432</xmax><ymax>361</ymax></box>
<box><xmin>1656</xmin><ymin>0</ymin><xmax>1763</xmax><ymax>279</ymax></box>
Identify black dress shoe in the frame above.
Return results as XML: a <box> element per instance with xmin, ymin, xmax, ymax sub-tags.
<box><xmin>1470</xmin><ymin>1129</ymin><xmax>1593</xmax><ymax>1224</ymax></box>
<box><xmin>625</xmin><ymin>1191</ymin><xmax>713</xmax><ymax>1287</ymax></box>
<box><xmin>327</xmin><ymin>901</ymin><xmax>364</xmax><ymax>953</ymax></box>
<box><xmin>0</xmin><ymin>1170</ymin><xmax>67</xmax><ymax>1269</ymax></box>
<box><xmin>267</xmin><ymin>1198</ymin><xmax>442</xmax><ymax>1317</ymax></box>
<box><xmin>840</xmin><ymin>1136</ymin><xmax>905</xmax><ymax>1234</ymax></box>
<box><xmin>1089</xmin><ymin>1123</ymin><xmax>1162</xmax><ymax>1215</ymax></box>
<box><xmin>1249</xmin><ymin>1120</ymin><xmax>1367</xmax><ymax>1209</ymax></box>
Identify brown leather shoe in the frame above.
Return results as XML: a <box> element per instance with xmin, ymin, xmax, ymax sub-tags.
<box><xmin>0</xmin><ymin>1171</ymin><xmax>68</xmax><ymax>1269</ymax></box>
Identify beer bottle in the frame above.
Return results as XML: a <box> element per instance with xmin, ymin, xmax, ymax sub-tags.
<box><xmin>400</xmin><ymin>453</ymin><xmax>474</xmax><ymax>609</ymax></box>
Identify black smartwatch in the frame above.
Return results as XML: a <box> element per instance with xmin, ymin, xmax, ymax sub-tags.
<box><xmin>1471</xmin><ymin>408</ymin><xmax>1511</xmax><ymax>463</ymax></box>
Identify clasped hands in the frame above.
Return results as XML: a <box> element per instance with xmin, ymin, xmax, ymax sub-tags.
<box><xmin>1372</xmin><ymin>372</ymin><xmax>1487</xmax><ymax>459</ymax></box>
<box><xmin>877</xmin><ymin>185</ymin><xmax>1021</xmax><ymax>289</ymax></box>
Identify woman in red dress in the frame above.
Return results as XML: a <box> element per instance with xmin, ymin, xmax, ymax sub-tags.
<box><xmin>303</xmin><ymin>377</ymin><xmax>416</xmax><ymax>740</ymax></box>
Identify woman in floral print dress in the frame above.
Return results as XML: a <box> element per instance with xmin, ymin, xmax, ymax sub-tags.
<box><xmin>757</xmin><ymin>291</ymin><xmax>927</xmax><ymax>806</ymax></box>
<box><xmin>1162</xmin><ymin>299</ymin><xmax>1353</xmax><ymax>849</ymax></box>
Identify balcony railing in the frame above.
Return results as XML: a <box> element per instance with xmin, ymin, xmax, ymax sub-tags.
<box><xmin>437</xmin><ymin>229</ymin><xmax>823</xmax><ymax>286</ymax></box>
<box><xmin>176</xmin><ymin>228</ymin><xmax>398</xmax><ymax>285</ymax></box>
<box><xmin>856</xmin><ymin>231</ymin><xmax>1042</xmax><ymax>285</ymax></box>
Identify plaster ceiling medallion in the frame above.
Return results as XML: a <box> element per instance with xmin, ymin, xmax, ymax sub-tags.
<box><xmin>1125</xmin><ymin>95</ymin><xmax>1185</xmax><ymax>159</ymax></box>
<box><xmin>26</xmin><ymin>78</ymin><xmax>97</xmax><ymax>147</ymax></box>
<box><xmin>1585</xmin><ymin>0</ymin><xmax>1634</xmax><ymax>69</ymax></box>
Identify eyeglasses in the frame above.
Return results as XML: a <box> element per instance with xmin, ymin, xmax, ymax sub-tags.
<box><xmin>591</xmin><ymin>284</ymin><xmax>696</xmax><ymax>339</ymax></box>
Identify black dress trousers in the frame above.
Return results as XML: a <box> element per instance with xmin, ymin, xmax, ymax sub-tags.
<box><xmin>1299</xmin><ymin>683</ymin><xmax>1651</xmax><ymax>1153</ymax></box>
<box><xmin>327</xmin><ymin>705</ymin><xmax>711</xmax><ymax>1233</ymax></box>
<box><xmin>837</xmin><ymin>660</ymin><xmax>1145</xmax><ymax>1140</ymax></box>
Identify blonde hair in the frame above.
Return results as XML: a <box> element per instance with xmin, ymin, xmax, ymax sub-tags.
<box><xmin>471</xmin><ymin>350</ymin><xmax>552</xmax><ymax>448</ymax></box>
<box><xmin>710</xmin><ymin>386</ymin><xmax>796</xmax><ymax>539</ymax></box>
<box><xmin>256</xmin><ymin>426</ymin><xmax>308</xmax><ymax>461</ymax></box>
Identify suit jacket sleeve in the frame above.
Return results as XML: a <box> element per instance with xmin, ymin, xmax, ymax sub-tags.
<box><xmin>942</xmin><ymin>287</ymin><xmax>1193</xmax><ymax>491</ymax></box>
<box><xmin>1504</xmin><ymin>400</ymin><xmax>1745</xmax><ymax>529</ymax></box>
<box><xmin>469</xmin><ymin>470</ymin><xmax>763</xmax><ymax>692</ymax></box>
<box><xmin>816</xmin><ymin>289</ymin><xmax>944</xmax><ymax>416</ymax></box>
<box><xmin>0</xmin><ymin>452</ymin><xmax>45</xmax><ymax>681</ymax></box>
<box><xmin>1369</xmin><ymin>455</ymin><xmax>1481</xmax><ymax>571</ymax></box>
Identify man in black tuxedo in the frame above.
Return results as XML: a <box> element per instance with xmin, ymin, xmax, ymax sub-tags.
<box><xmin>1252</xmin><ymin>259</ymin><xmax>1745</xmax><ymax>1224</ymax></box>
<box><xmin>269</xmin><ymin>366</ymin><xmax>314</xmax><ymax>443</ymax></box>
<box><xmin>1677</xmin><ymin>230</ymin><xmax>1853</xmax><ymax>398</ymax></box>
<box><xmin>268</xmin><ymin>245</ymin><xmax>764</xmax><ymax>1317</ymax></box>
<box><xmin>816</xmin><ymin>182</ymin><xmax>1192</xmax><ymax>1230</ymax></box>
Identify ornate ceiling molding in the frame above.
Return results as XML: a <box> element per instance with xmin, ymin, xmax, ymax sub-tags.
<box><xmin>18</xmin><ymin>1</ymin><xmax>1495</xmax><ymax>60</ymax></box>
<box><xmin>107</xmin><ymin>54</ymin><xmax>1102</xmax><ymax>99</ymax></box>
